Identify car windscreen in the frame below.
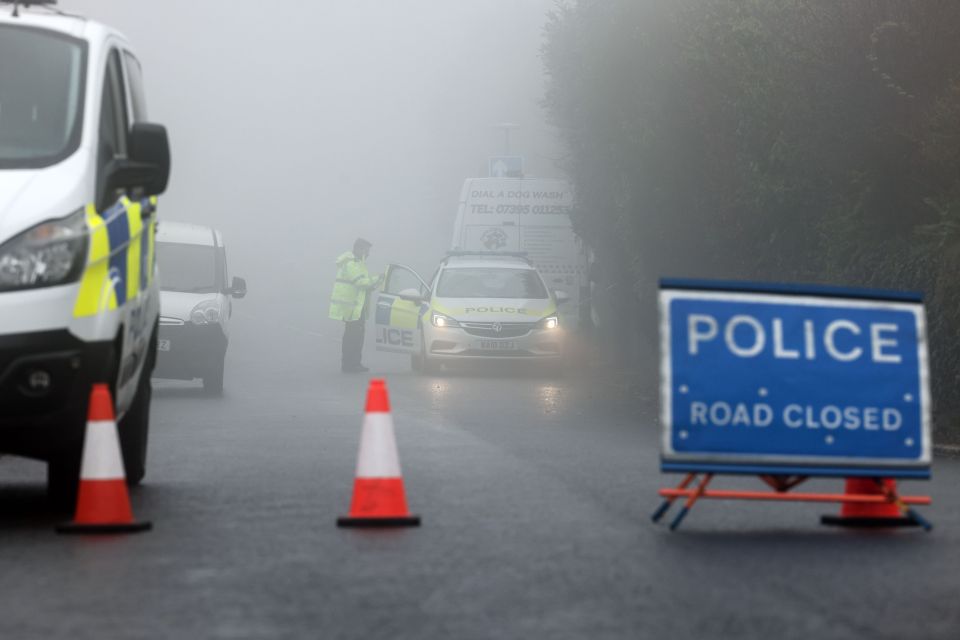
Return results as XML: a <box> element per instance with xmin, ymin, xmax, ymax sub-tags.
<box><xmin>156</xmin><ymin>242</ymin><xmax>219</xmax><ymax>293</ymax></box>
<box><xmin>436</xmin><ymin>268</ymin><xmax>548</xmax><ymax>299</ymax></box>
<box><xmin>0</xmin><ymin>26</ymin><xmax>87</xmax><ymax>169</ymax></box>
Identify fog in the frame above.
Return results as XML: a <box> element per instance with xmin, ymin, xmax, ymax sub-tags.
<box><xmin>66</xmin><ymin>0</ymin><xmax>563</xmax><ymax>339</ymax></box>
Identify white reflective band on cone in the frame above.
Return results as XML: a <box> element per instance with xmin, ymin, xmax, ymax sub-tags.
<box><xmin>355</xmin><ymin>412</ymin><xmax>403</xmax><ymax>478</ymax></box>
<box><xmin>79</xmin><ymin>420</ymin><xmax>126</xmax><ymax>480</ymax></box>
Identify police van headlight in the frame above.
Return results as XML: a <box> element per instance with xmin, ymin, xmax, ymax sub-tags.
<box><xmin>0</xmin><ymin>209</ymin><xmax>88</xmax><ymax>292</ymax></box>
<box><xmin>431</xmin><ymin>312</ymin><xmax>460</xmax><ymax>328</ymax></box>
<box><xmin>538</xmin><ymin>315</ymin><xmax>559</xmax><ymax>330</ymax></box>
<box><xmin>190</xmin><ymin>300</ymin><xmax>221</xmax><ymax>325</ymax></box>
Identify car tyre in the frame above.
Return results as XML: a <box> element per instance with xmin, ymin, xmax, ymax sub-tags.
<box><xmin>203</xmin><ymin>356</ymin><xmax>225</xmax><ymax>395</ymax></box>
<box><xmin>543</xmin><ymin>359</ymin><xmax>567</xmax><ymax>379</ymax></box>
<box><xmin>421</xmin><ymin>354</ymin><xmax>440</xmax><ymax>375</ymax></box>
<box><xmin>548</xmin><ymin>344</ymin><xmax>572</xmax><ymax>379</ymax></box>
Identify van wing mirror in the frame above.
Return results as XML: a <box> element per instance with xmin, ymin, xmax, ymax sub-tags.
<box><xmin>555</xmin><ymin>290</ymin><xmax>570</xmax><ymax>304</ymax></box>
<box><xmin>104</xmin><ymin>123</ymin><xmax>172</xmax><ymax>197</ymax></box>
<box><xmin>130</xmin><ymin>123</ymin><xmax>171</xmax><ymax>182</ymax></box>
<box><xmin>229</xmin><ymin>276</ymin><xmax>247</xmax><ymax>299</ymax></box>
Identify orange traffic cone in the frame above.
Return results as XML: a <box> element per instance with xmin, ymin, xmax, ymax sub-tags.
<box><xmin>56</xmin><ymin>384</ymin><xmax>151</xmax><ymax>534</ymax></box>
<box><xmin>821</xmin><ymin>477</ymin><xmax>919</xmax><ymax>528</ymax></box>
<box><xmin>337</xmin><ymin>379</ymin><xmax>420</xmax><ymax>527</ymax></box>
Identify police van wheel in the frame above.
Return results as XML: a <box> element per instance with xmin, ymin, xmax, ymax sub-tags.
<box><xmin>47</xmin><ymin>450</ymin><xmax>81</xmax><ymax>512</ymax></box>
<box><xmin>119</xmin><ymin>324</ymin><xmax>156</xmax><ymax>486</ymax></box>
<box><xmin>119</xmin><ymin>367</ymin><xmax>151</xmax><ymax>485</ymax></box>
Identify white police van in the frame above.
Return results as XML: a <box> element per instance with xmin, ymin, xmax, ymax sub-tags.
<box><xmin>0</xmin><ymin>3</ymin><xmax>171</xmax><ymax>503</ymax></box>
<box><xmin>153</xmin><ymin>221</ymin><xmax>246</xmax><ymax>394</ymax></box>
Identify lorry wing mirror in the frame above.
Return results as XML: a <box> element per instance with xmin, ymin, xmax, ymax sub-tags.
<box><xmin>229</xmin><ymin>276</ymin><xmax>247</xmax><ymax>299</ymax></box>
<box><xmin>104</xmin><ymin>123</ymin><xmax>171</xmax><ymax>198</ymax></box>
<box><xmin>555</xmin><ymin>290</ymin><xmax>570</xmax><ymax>304</ymax></box>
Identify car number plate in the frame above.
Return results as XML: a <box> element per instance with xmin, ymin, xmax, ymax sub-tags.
<box><xmin>158</xmin><ymin>339</ymin><xmax>171</xmax><ymax>352</ymax></box>
<box><xmin>480</xmin><ymin>340</ymin><xmax>516</xmax><ymax>351</ymax></box>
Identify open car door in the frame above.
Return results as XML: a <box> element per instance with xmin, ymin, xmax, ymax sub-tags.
<box><xmin>374</xmin><ymin>263</ymin><xmax>430</xmax><ymax>354</ymax></box>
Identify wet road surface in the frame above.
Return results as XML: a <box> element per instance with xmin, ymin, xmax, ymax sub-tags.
<box><xmin>0</xmin><ymin>316</ymin><xmax>958</xmax><ymax>639</ymax></box>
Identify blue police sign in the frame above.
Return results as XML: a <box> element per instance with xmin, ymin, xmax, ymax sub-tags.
<box><xmin>660</xmin><ymin>280</ymin><xmax>932</xmax><ymax>478</ymax></box>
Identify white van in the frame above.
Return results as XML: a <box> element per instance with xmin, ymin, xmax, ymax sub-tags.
<box><xmin>451</xmin><ymin>178</ymin><xmax>587</xmax><ymax>329</ymax></box>
<box><xmin>0</xmin><ymin>6</ymin><xmax>171</xmax><ymax>503</ymax></box>
<box><xmin>153</xmin><ymin>222</ymin><xmax>246</xmax><ymax>394</ymax></box>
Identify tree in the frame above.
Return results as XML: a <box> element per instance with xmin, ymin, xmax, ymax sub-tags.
<box><xmin>543</xmin><ymin>0</ymin><xmax>960</xmax><ymax>437</ymax></box>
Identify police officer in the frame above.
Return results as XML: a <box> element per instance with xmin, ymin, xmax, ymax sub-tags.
<box><xmin>329</xmin><ymin>238</ymin><xmax>382</xmax><ymax>373</ymax></box>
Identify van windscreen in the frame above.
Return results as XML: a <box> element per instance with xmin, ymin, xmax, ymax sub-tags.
<box><xmin>156</xmin><ymin>242</ymin><xmax>219</xmax><ymax>294</ymax></box>
<box><xmin>0</xmin><ymin>26</ymin><xmax>87</xmax><ymax>169</ymax></box>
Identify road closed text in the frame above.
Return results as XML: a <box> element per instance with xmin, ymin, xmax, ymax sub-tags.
<box><xmin>689</xmin><ymin>401</ymin><xmax>903</xmax><ymax>431</ymax></box>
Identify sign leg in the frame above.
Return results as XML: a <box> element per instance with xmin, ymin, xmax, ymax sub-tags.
<box><xmin>652</xmin><ymin>473</ymin><xmax>696</xmax><ymax>523</ymax></box>
<box><xmin>874</xmin><ymin>478</ymin><xmax>933</xmax><ymax>532</ymax></box>
<box><xmin>670</xmin><ymin>473</ymin><xmax>713</xmax><ymax>531</ymax></box>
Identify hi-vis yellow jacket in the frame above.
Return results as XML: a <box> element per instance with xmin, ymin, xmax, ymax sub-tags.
<box><xmin>329</xmin><ymin>252</ymin><xmax>378</xmax><ymax>322</ymax></box>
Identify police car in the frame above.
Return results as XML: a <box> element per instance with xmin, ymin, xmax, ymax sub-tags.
<box><xmin>0</xmin><ymin>4</ymin><xmax>170</xmax><ymax>503</ymax></box>
<box><xmin>375</xmin><ymin>253</ymin><xmax>567</xmax><ymax>372</ymax></box>
<box><xmin>153</xmin><ymin>221</ymin><xmax>246</xmax><ymax>394</ymax></box>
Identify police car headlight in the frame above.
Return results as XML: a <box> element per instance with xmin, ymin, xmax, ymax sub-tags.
<box><xmin>431</xmin><ymin>312</ymin><xmax>460</xmax><ymax>328</ymax></box>
<box><xmin>538</xmin><ymin>316</ymin><xmax>559</xmax><ymax>330</ymax></box>
<box><xmin>0</xmin><ymin>209</ymin><xmax>88</xmax><ymax>292</ymax></box>
<box><xmin>190</xmin><ymin>300</ymin><xmax>221</xmax><ymax>325</ymax></box>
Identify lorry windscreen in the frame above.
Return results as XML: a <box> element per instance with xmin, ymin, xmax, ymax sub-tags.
<box><xmin>0</xmin><ymin>26</ymin><xmax>87</xmax><ymax>169</ymax></box>
<box><xmin>156</xmin><ymin>243</ymin><xmax>219</xmax><ymax>294</ymax></box>
<box><xmin>436</xmin><ymin>268</ymin><xmax>548</xmax><ymax>299</ymax></box>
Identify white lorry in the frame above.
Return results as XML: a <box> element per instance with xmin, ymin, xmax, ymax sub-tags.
<box><xmin>450</xmin><ymin>178</ymin><xmax>587</xmax><ymax>329</ymax></box>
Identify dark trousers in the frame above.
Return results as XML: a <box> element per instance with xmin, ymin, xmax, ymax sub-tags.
<box><xmin>341</xmin><ymin>317</ymin><xmax>366</xmax><ymax>369</ymax></box>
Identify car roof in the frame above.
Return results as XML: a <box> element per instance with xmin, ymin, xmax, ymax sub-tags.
<box><xmin>0</xmin><ymin>5</ymin><xmax>121</xmax><ymax>42</ymax></box>
<box><xmin>156</xmin><ymin>221</ymin><xmax>221</xmax><ymax>247</ymax></box>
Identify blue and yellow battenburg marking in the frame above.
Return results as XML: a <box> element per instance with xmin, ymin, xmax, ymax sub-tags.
<box><xmin>375</xmin><ymin>296</ymin><xmax>427</xmax><ymax>330</ymax></box>
<box><xmin>73</xmin><ymin>196</ymin><xmax>157</xmax><ymax>318</ymax></box>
